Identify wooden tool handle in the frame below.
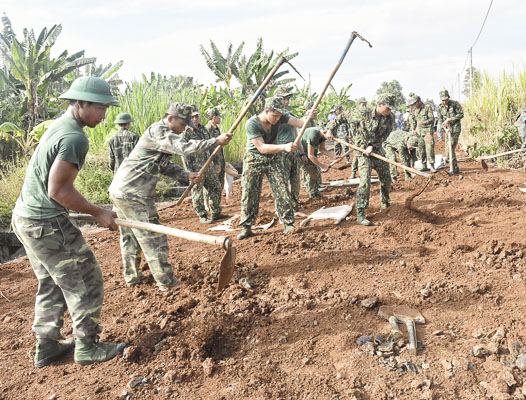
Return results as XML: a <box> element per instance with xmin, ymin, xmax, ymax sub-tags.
<box><xmin>478</xmin><ymin>148</ymin><xmax>526</xmax><ymax>160</ymax></box>
<box><xmin>388</xmin><ymin>316</ymin><xmax>402</xmax><ymax>340</ymax></box>
<box><xmin>175</xmin><ymin>55</ymin><xmax>288</xmax><ymax>206</ymax></box>
<box><xmin>405</xmin><ymin>319</ymin><xmax>418</xmax><ymax>355</ymax></box>
<box><xmin>69</xmin><ymin>213</ymin><xmax>231</xmax><ymax>250</ymax></box>
<box><xmin>333</xmin><ymin>138</ymin><xmax>431</xmax><ymax>178</ymax></box>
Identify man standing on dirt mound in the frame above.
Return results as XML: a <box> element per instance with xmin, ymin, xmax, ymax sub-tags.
<box><xmin>109</xmin><ymin>103</ymin><xmax>232</xmax><ymax>289</ymax></box>
<box><xmin>437</xmin><ymin>90</ymin><xmax>464</xmax><ymax>175</ymax></box>
<box><xmin>349</xmin><ymin>97</ymin><xmax>369</xmax><ymax>179</ymax></box>
<box><xmin>11</xmin><ymin>76</ymin><xmax>126</xmax><ymax>367</ymax></box>
<box><xmin>354</xmin><ymin>93</ymin><xmax>396</xmax><ymax>226</ymax></box>
<box><xmin>108</xmin><ymin>113</ymin><xmax>139</xmax><ymax>174</ymax></box>
<box><xmin>182</xmin><ymin>105</ymin><xmax>228</xmax><ymax>224</ymax></box>
<box><xmin>237</xmin><ymin>97</ymin><xmax>316</xmax><ymax>240</ymax></box>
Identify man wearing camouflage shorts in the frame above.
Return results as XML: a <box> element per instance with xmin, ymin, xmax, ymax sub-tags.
<box><xmin>355</xmin><ymin>93</ymin><xmax>396</xmax><ymax>226</ymax></box>
<box><xmin>237</xmin><ymin>97</ymin><xmax>315</xmax><ymax>240</ymax></box>
<box><xmin>11</xmin><ymin>77</ymin><xmax>126</xmax><ymax>367</ymax></box>
<box><xmin>383</xmin><ymin>130</ymin><xmax>423</xmax><ymax>181</ymax></box>
<box><xmin>407</xmin><ymin>95</ymin><xmax>436</xmax><ymax>172</ymax></box>
<box><xmin>108</xmin><ymin>113</ymin><xmax>139</xmax><ymax>174</ymax></box>
<box><xmin>205</xmin><ymin>107</ymin><xmax>226</xmax><ymax>194</ymax></box>
<box><xmin>437</xmin><ymin>90</ymin><xmax>464</xmax><ymax>175</ymax></box>
<box><xmin>109</xmin><ymin>103</ymin><xmax>232</xmax><ymax>288</ymax></box>
<box><xmin>183</xmin><ymin>105</ymin><xmax>228</xmax><ymax>224</ymax></box>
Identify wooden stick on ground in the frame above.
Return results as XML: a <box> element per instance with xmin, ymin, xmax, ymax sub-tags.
<box><xmin>0</xmin><ymin>288</ymin><xmax>10</xmax><ymax>302</ymax></box>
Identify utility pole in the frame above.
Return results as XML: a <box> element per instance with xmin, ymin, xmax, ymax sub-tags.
<box><xmin>469</xmin><ymin>47</ymin><xmax>473</xmax><ymax>97</ymax></box>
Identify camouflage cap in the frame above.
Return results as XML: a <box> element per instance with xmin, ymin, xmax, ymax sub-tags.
<box><xmin>305</xmin><ymin>101</ymin><xmax>314</xmax><ymax>110</ymax></box>
<box><xmin>335</xmin><ymin>104</ymin><xmax>343</xmax><ymax>111</ymax></box>
<box><xmin>166</xmin><ymin>102</ymin><xmax>193</xmax><ymax>123</ymax></box>
<box><xmin>190</xmin><ymin>104</ymin><xmax>200</xmax><ymax>116</ymax></box>
<box><xmin>440</xmin><ymin>90</ymin><xmax>450</xmax><ymax>100</ymax></box>
<box><xmin>275</xmin><ymin>86</ymin><xmax>293</xmax><ymax>98</ymax></box>
<box><xmin>59</xmin><ymin>76</ymin><xmax>119</xmax><ymax>106</ymax></box>
<box><xmin>264</xmin><ymin>96</ymin><xmax>286</xmax><ymax>113</ymax></box>
<box><xmin>114</xmin><ymin>112</ymin><xmax>134</xmax><ymax>124</ymax></box>
<box><xmin>206</xmin><ymin>107</ymin><xmax>220</xmax><ymax>119</ymax></box>
<box><xmin>357</xmin><ymin>97</ymin><xmax>367</xmax><ymax>104</ymax></box>
<box><xmin>406</xmin><ymin>135</ymin><xmax>420</xmax><ymax>148</ymax></box>
<box><xmin>406</xmin><ymin>96</ymin><xmax>418</xmax><ymax>107</ymax></box>
<box><xmin>378</xmin><ymin>93</ymin><xmax>396</xmax><ymax>108</ymax></box>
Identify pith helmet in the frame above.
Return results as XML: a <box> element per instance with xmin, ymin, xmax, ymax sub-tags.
<box><xmin>206</xmin><ymin>107</ymin><xmax>220</xmax><ymax>119</ymax></box>
<box><xmin>114</xmin><ymin>113</ymin><xmax>134</xmax><ymax>124</ymax></box>
<box><xmin>59</xmin><ymin>76</ymin><xmax>119</xmax><ymax>106</ymax></box>
<box><xmin>166</xmin><ymin>102</ymin><xmax>193</xmax><ymax>123</ymax></box>
<box><xmin>440</xmin><ymin>90</ymin><xmax>450</xmax><ymax>100</ymax></box>
<box><xmin>264</xmin><ymin>97</ymin><xmax>286</xmax><ymax>113</ymax></box>
<box><xmin>275</xmin><ymin>86</ymin><xmax>293</xmax><ymax>98</ymax></box>
<box><xmin>378</xmin><ymin>93</ymin><xmax>396</xmax><ymax>108</ymax></box>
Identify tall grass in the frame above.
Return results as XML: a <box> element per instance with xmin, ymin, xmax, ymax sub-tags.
<box><xmin>0</xmin><ymin>159</ymin><xmax>26</xmax><ymax>226</ymax></box>
<box><xmin>463</xmin><ymin>66</ymin><xmax>526</xmax><ymax>157</ymax></box>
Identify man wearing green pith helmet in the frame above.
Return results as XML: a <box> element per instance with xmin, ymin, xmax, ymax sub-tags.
<box><xmin>11</xmin><ymin>76</ymin><xmax>126</xmax><ymax>367</ymax></box>
<box><xmin>108</xmin><ymin>113</ymin><xmax>139</xmax><ymax>174</ymax></box>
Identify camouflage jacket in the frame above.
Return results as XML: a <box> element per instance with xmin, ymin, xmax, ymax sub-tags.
<box><xmin>514</xmin><ymin>109</ymin><xmax>526</xmax><ymax>134</ymax></box>
<box><xmin>205</xmin><ymin>121</ymin><xmax>225</xmax><ymax>168</ymax></box>
<box><xmin>108</xmin><ymin>128</ymin><xmax>140</xmax><ymax>173</ymax></box>
<box><xmin>348</xmin><ymin>109</ymin><xmax>368</xmax><ymax>140</ymax></box>
<box><xmin>437</xmin><ymin>100</ymin><xmax>463</xmax><ymax>134</ymax></box>
<box><xmin>181</xmin><ymin>123</ymin><xmax>215</xmax><ymax>172</ymax></box>
<box><xmin>384</xmin><ymin>129</ymin><xmax>412</xmax><ymax>150</ymax></box>
<box><xmin>327</xmin><ymin>113</ymin><xmax>350</xmax><ymax>139</ymax></box>
<box><xmin>109</xmin><ymin>120</ymin><xmax>216</xmax><ymax>200</ymax></box>
<box><xmin>412</xmin><ymin>104</ymin><xmax>435</xmax><ymax>135</ymax></box>
<box><xmin>354</xmin><ymin>109</ymin><xmax>396</xmax><ymax>155</ymax></box>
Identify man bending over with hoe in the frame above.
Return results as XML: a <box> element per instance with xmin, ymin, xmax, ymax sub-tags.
<box><xmin>237</xmin><ymin>96</ymin><xmax>315</xmax><ymax>240</ymax></box>
<box><xmin>109</xmin><ymin>102</ymin><xmax>232</xmax><ymax>290</ymax></box>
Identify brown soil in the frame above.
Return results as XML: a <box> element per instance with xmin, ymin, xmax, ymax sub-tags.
<box><xmin>1</xmin><ymin>142</ymin><xmax>526</xmax><ymax>400</ymax></box>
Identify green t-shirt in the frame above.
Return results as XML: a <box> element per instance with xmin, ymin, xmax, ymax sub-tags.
<box><xmin>245</xmin><ymin>113</ymin><xmax>290</xmax><ymax>153</ymax></box>
<box><xmin>301</xmin><ymin>127</ymin><xmax>325</xmax><ymax>155</ymax></box>
<box><xmin>14</xmin><ymin>112</ymin><xmax>89</xmax><ymax>219</ymax></box>
<box><xmin>277</xmin><ymin>112</ymin><xmax>296</xmax><ymax>144</ymax></box>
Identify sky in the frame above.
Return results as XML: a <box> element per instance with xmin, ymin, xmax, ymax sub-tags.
<box><xmin>2</xmin><ymin>0</ymin><xmax>525</xmax><ymax>104</ymax></box>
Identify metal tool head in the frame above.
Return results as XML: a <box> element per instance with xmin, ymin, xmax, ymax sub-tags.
<box><xmin>217</xmin><ymin>246</ymin><xmax>236</xmax><ymax>294</ymax></box>
<box><xmin>351</xmin><ymin>31</ymin><xmax>373</xmax><ymax>48</ymax></box>
<box><xmin>378</xmin><ymin>305</ymin><xmax>396</xmax><ymax>320</ymax></box>
<box><xmin>404</xmin><ymin>177</ymin><xmax>431</xmax><ymax>210</ymax></box>
<box><xmin>480</xmin><ymin>159</ymin><xmax>489</xmax><ymax>171</ymax></box>
<box><xmin>393</xmin><ymin>305</ymin><xmax>425</xmax><ymax>324</ymax></box>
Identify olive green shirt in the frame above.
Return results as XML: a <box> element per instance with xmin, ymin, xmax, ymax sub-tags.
<box><xmin>14</xmin><ymin>111</ymin><xmax>89</xmax><ymax>219</ymax></box>
<box><xmin>245</xmin><ymin>113</ymin><xmax>291</xmax><ymax>154</ymax></box>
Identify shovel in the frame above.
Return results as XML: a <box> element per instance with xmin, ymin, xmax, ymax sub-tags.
<box><xmin>393</xmin><ymin>305</ymin><xmax>425</xmax><ymax>355</ymax></box>
<box><xmin>476</xmin><ymin>148</ymin><xmax>526</xmax><ymax>171</ymax></box>
<box><xmin>332</xmin><ymin>138</ymin><xmax>431</xmax><ymax>209</ymax></box>
<box><xmin>378</xmin><ymin>305</ymin><xmax>403</xmax><ymax>340</ymax></box>
<box><xmin>69</xmin><ymin>213</ymin><xmax>236</xmax><ymax>294</ymax></box>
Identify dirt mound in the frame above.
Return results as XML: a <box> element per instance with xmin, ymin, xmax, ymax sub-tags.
<box><xmin>1</xmin><ymin>143</ymin><xmax>526</xmax><ymax>399</ymax></box>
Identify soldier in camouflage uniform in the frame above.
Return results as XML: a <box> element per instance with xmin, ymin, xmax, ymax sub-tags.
<box><xmin>275</xmin><ymin>86</ymin><xmax>306</xmax><ymax>213</ymax></box>
<box><xmin>383</xmin><ymin>130</ymin><xmax>423</xmax><ymax>181</ymax></box>
<box><xmin>237</xmin><ymin>97</ymin><xmax>316</xmax><ymax>240</ymax></box>
<box><xmin>182</xmin><ymin>105</ymin><xmax>228</xmax><ymax>224</ymax></box>
<box><xmin>109</xmin><ymin>103</ymin><xmax>232</xmax><ymax>288</ymax></box>
<box><xmin>328</xmin><ymin>105</ymin><xmax>351</xmax><ymax>163</ymax></box>
<box><xmin>354</xmin><ymin>93</ymin><xmax>396</xmax><ymax>226</ymax></box>
<box><xmin>407</xmin><ymin>95</ymin><xmax>436</xmax><ymax>172</ymax></box>
<box><xmin>437</xmin><ymin>90</ymin><xmax>464</xmax><ymax>175</ymax></box>
<box><xmin>349</xmin><ymin>97</ymin><xmax>368</xmax><ymax>179</ymax></box>
<box><xmin>205</xmin><ymin>107</ymin><xmax>226</xmax><ymax>194</ymax></box>
<box><xmin>514</xmin><ymin>107</ymin><xmax>526</xmax><ymax>148</ymax></box>
<box><xmin>108</xmin><ymin>113</ymin><xmax>139</xmax><ymax>174</ymax></box>
<box><xmin>300</xmin><ymin>127</ymin><xmax>337</xmax><ymax>198</ymax></box>
<box><xmin>11</xmin><ymin>77</ymin><xmax>126</xmax><ymax>367</ymax></box>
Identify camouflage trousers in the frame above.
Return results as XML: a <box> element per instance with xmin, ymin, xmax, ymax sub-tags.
<box><xmin>384</xmin><ymin>144</ymin><xmax>412</xmax><ymax>180</ymax></box>
<box><xmin>11</xmin><ymin>213</ymin><xmax>104</xmax><ymax>341</ymax></box>
<box><xmin>445</xmin><ymin>130</ymin><xmax>461</xmax><ymax>173</ymax></box>
<box><xmin>218</xmin><ymin>164</ymin><xmax>226</xmax><ymax>194</ymax></box>
<box><xmin>356</xmin><ymin>153</ymin><xmax>391</xmax><ymax>209</ymax></box>
<box><xmin>334</xmin><ymin>134</ymin><xmax>351</xmax><ymax>162</ymax></box>
<box><xmin>281</xmin><ymin>151</ymin><xmax>301</xmax><ymax>212</ymax></box>
<box><xmin>301</xmin><ymin>161</ymin><xmax>322</xmax><ymax>198</ymax></box>
<box><xmin>110</xmin><ymin>195</ymin><xmax>177</xmax><ymax>288</ymax></box>
<box><xmin>416</xmin><ymin>130</ymin><xmax>435</xmax><ymax>167</ymax></box>
<box><xmin>239</xmin><ymin>151</ymin><xmax>295</xmax><ymax>227</ymax></box>
<box><xmin>351</xmin><ymin>151</ymin><xmax>359</xmax><ymax>175</ymax></box>
<box><xmin>191</xmin><ymin>169</ymin><xmax>223</xmax><ymax>219</ymax></box>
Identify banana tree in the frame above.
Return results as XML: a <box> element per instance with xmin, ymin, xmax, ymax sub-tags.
<box><xmin>200</xmin><ymin>40</ymin><xmax>244</xmax><ymax>90</ymax></box>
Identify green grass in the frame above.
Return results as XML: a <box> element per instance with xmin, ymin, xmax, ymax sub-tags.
<box><xmin>0</xmin><ymin>159</ymin><xmax>26</xmax><ymax>226</ymax></box>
